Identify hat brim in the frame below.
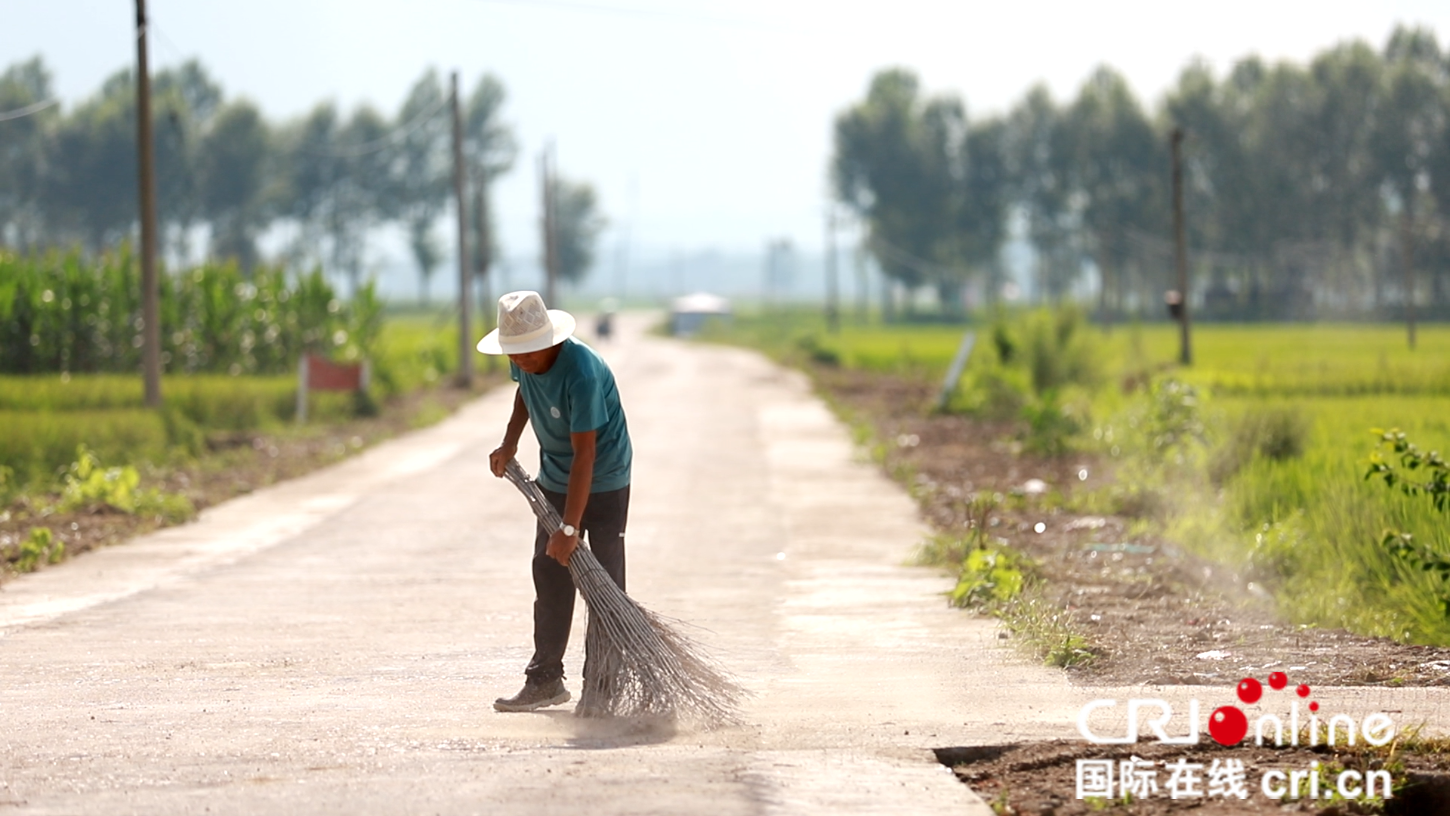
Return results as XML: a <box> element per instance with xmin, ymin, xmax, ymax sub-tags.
<box><xmin>476</xmin><ymin>309</ymin><xmax>576</xmax><ymax>355</ymax></box>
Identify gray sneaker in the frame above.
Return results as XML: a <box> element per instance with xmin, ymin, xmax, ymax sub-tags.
<box><xmin>493</xmin><ymin>678</ymin><xmax>571</xmax><ymax>712</ymax></box>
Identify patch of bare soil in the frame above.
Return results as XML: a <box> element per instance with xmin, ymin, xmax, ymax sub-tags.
<box><xmin>935</xmin><ymin>740</ymin><xmax>1450</xmax><ymax>815</ymax></box>
<box><xmin>811</xmin><ymin>365</ymin><xmax>1450</xmax><ymax>690</ymax></box>
<box><xmin>0</xmin><ymin>376</ymin><xmax>501</xmax><ymax>583</ymax></box>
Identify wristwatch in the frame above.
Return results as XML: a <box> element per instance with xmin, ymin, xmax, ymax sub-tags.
<box><xmin>561</xmin><ymin>523</ymin><xmax>578</xmax><ymax>537</ymax></box>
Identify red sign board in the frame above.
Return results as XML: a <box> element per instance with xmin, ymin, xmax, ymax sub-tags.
<box><xmin>296</xmin><ymin>354</ymin><xmax>369</xmax><ymax>423</ymax></box>
<box><xmin>305</xmin><ymin>354</ymin><xmax>364</xmax><ymax>391</ymax></box>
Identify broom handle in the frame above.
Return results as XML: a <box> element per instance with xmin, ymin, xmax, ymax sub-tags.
<box><xmin>503</xmin><ymin>459</ymin><xmax>615</xmax><ymax>585</ymax></box>
<box><xmin>502</xmin><ymin>459</ymin><xmax>565</xmax><ymax>533</ymax></box>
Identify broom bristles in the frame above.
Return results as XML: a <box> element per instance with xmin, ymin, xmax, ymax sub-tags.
<box><xmin>502</xmin><ymin>460</ymin><xmax>744</xmax><ymax>725</ymax></box>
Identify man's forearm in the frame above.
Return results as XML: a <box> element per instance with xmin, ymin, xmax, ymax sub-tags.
<box><xmin>502</xmin><ymin>390</ymin><xmax>529</xmax><ymax>448</ymax></box>
<box><xmin>562</xmin><ymin>431</ymin><xmax>597</xmax><ymax>528</ymax></box>
<box><xmin>562</xmin><ymin>451</ymin><xmax>595</xmax><ymax>528</ymax></box>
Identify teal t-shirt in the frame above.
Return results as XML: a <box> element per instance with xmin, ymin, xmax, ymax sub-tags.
<box><xmin>510</xmin><ymin>336</ymin><xmax>632</xmax><ymax>493</ymax></box>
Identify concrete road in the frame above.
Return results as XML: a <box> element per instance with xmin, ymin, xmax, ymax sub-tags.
<box><xmin>1</xmin><ymin>316</ymin><xmax>1078</xmax><ymax>815</ymax></box>
<box><xmin>9</xmin><ymin>317</ymin><xmax>1442</xmax><ymax>814</ymax></box>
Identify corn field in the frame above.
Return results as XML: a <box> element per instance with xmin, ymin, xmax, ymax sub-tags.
<box><xmin>0</xmin><ymin>247</ymin><xmax>382</xmax><ymax>376</ymax></box>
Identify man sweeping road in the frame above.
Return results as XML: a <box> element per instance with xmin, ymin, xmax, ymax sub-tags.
<box><xmin>478</xmin><ymin>290</ymin><xmax>633</xmax><ymax>713</ymax></box>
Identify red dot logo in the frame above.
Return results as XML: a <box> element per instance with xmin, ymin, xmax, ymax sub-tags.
<box><xmin>1309</xmin><ymin>701</ymin><xmax>1319</xmax><ymax>713</ymax></box>
<box><xmin>1209</xmin><ymin>706</ymin><xmax>1248</xmax><ymax>746</ymax></box>
<box><xmin>1268</xmin><ymin>671</ymin><xmax>1288</xmax><ymax>690</ymax></box>
<box><xmin>1236</xmin><ymin>677</ymin><xmax>1262</xmax><ymax>704</ymax></box>
<box><xmin>1297</xmin><ymin>684</ymin><xmax>1311</xmax><ymax>698</ymax></box>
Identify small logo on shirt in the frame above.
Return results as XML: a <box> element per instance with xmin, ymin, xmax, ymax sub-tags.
<box><xmin>550</xmin><ymin>406</ymin><xmax>561</xmax><ymax>419</ymax></box>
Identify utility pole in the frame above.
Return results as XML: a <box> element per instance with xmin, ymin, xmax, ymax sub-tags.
<box><xmin>538</xmin><ymin>152</ymin><xmax>548</xmax><ymax>304</ymax></box>
<box><xmin>1402</xmin><ymin>209</ymin><xmax>1417</xmax><ymax>350</ymax></box>
<box><xmin>880</xmin><ymin>260</ymin><xmax>895</xmax><ymax>324</ymax></box>
<box><xmin>134</xmin><ymin>0</ymin><xmax>162</xmax><ymax>408</ymax></box>
<box><xmin>824</xmin><ymin>207</ymin><xmax>840</xmax><ymax>333</ymax></box>
<box><xmin>622</xmin><ymin>172</ymin><xmax>638</xmax><ymax>303</ymax></box>
<box><xmin>540</xmin><ymin>144</ymin><xmax>558</xmax><ymax>308</ymax></box>
<box><xmin>451</xmin><ymin>72</ymin><xmax>472</xmax><ymax>388</ymax></box>
<box><xmin>615</xmin><ymin>227</ymin><xmax>630</xmax><ymax>303</ymax></box>
<box><xmin>475</xmin><ymin>180</ymin><xmax>496</xmax><ymax>373</ymax></box>
<box><xmin>854</xmin><ymin>242</ymin><xmax>868</xmax><ymax>324</ymax></box>
<box><xmin>1170</xmin><ymin>127</ymin><xmax>1192</xmax><ymax>366</ymax></box>
<box><xmin>475</xmin><ymin>182</ymin><xmax>491</xmax><ymax>327</ymax></box>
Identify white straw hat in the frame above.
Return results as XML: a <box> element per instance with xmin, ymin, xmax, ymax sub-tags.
<box><xmin>476</xmin><ymin>290</ymin><xmax>576</xmax><ymax>355</ymax></box>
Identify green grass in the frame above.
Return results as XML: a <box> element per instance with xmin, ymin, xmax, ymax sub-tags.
<box><xmin>1109</xmin><ymin>323</ymin><xmax>1450</xmax><ymax>396</ymax></box>
<box><xmin>0</xmin><ymin>377</ymin><xmax>361</xmax><ymax>484</ymax></box>
<box><xmin>1193</xmin><ymin>396</ymin><xmax>1450</xmax><ymax>642</ymax></box>
<box><xmin>0</xmin><ymin>409</ymin><xmax>169</xmax><ymax>484</ymax></box>
<box><xmin>708</xmin><ymin>308</ymin><xmax>1450</xmax><ymax>646</ymax></box>
<box><xmin>371</xmin><ymin>310</ymin><xmax>474</xmax><ymax>394</ymax></box>
<box><xmin>0</xmin><ymin>313</ymin><xmax>476</xmax><ymax>486</ymax></box>
<box><xmin>707</xmin><ymin>311</ymin><xmax>984</xmax><ymax>377</ymax></box>
<box><xmin>1104</xmin><ymin>333</ymin><xmax>1450</xmax><ymax>645</ymax></box>
<box><xmin>0</xmin><ymin>374</ymin><xmax>297</xmax><ymax>422</ymax></box>
<box><xmin>720</xmin><ymin>310</ymin><xmax>1450</xmax><ymax>393</ymax></box>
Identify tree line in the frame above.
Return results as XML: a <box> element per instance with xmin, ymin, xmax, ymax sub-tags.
<box><xmin>0</xmin><ymin>57</ymin><xmax>604</xmax><ymax>301</ymax></box>
<box><xmin>835</xmin><ymin>25</ymin><xmax>1450</xmax><ymax>322</ymax></box>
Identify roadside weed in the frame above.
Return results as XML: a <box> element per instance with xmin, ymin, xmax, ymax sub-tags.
<box><xmin>949</xmin><ymin>545</ymin><xmax>1029</xmax><ymax>609</ymax></box>
<box><xmin>55</xmin><ymin>445</ymin><xmax>194</xmax><ymax>522</ymax></box>
<box><xmin>12</xmin><ymin>527</ymin><xmax>64</xmax><ymax>573</ymax></box>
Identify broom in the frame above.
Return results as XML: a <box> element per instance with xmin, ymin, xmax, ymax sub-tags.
<box><xmin>502</xmin><ymin>459</ymin><xmax>744</xmax><ymax>725</ymax></box>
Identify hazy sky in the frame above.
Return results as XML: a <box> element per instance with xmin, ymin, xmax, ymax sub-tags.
<box><xmin>8</xmin><ymin>0</ymin><xmax>1450</xmax><ymax>263</ymax></box>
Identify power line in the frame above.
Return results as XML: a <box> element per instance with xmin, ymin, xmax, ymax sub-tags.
<box><xmin>148</xmin><ymin>19</ymin><xmax>190</xmax><ymax>65</ymax></box>
<box><xmin>299</xmin><ymin>93</ymin><xmax>452</xmax><ymax>157</ymax></box>
<box><xmin>0</xmin><ymin>98</ymin><xmax>59</xmax><ymax>122</ymax></box>
<box><xmin>871</xmin><ymin>236</ymin><xmax>953</xmax><ymax>278</ymax></box>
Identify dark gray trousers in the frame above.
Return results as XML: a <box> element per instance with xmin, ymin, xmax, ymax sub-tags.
<box><xmin>524</xmin><ymin>484</ymin><xmax>629</xmax><ymax>684</ymax></box>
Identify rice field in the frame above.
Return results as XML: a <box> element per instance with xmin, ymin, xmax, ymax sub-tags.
<box><xmin>733</xmin><ymin>315</ymin><xmax>1450</xmax><ymax>393</ymax></box>
<box><xmin>1202</xmin><ymin>393</ymin><xmax>1450</xmax><ymax>642</ymax></box>
<box><xmin>0</xmin><ymin>312</ymin><xmax>466</xmax><ymax>486</ymax></box>
<box><xmin>1117</xmin><ymin>323</ymin><xmax>1450</xmax><ymax>397</ymax></box>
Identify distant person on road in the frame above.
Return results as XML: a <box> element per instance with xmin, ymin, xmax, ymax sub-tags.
<box><xmin>477</xmin><ymin>290</ymin><xmax>633</xmax><ymax>712</ymax></box>
<box><xmin>594</xmin><ymin>297</ymin><xmax>618</xmax><ymax>343</ymax></box>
